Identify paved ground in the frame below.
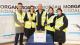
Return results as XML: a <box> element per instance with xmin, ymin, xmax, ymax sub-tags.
<box><xmin>0</xmin><ymin>35</ymin><xmax>80</xmax><ymax>45</ymax></box>
<box><xmin>0</xmin><ymin>43</ymin><xmax>80</xmax><ymax>45</ymax></box>
<box><xmin>0</xmin><ymin>42</ymin><xmax>80</xmax><ymax>45</ymax></box>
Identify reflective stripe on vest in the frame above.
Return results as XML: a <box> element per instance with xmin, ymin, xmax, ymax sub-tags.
<box><xmin>15</xmin><ymin>11</ymin><xmax>25</xmax><ymax>27</ymax></box>
<box><xmin>25</xmin><ymin>12</ymin><xmax>36</xmax><ymax>28</ymax></box>
<box><xmin>36</xmin><ymin>11</ymin><xmax>46</xmax><ymax>26</ymax></box>
<box><xmin>45</xmin><ymin>15</ymin><xmax>55</xmax><ymax>32</ymax></box>
<box><xmin>55</xmin><ymin>16</ymin><xmax>67</xmax><ymax>32</ymax></box>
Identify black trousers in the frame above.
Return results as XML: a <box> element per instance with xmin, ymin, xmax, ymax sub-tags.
<box><xmin>59</xmin><ymin>42</ymin><xmax>62</xmax><ymax>45</ymax></box>
<box><xmin>54</xmin><ymin>30</ymin><xmax>66</xmax><ymax>45</ymax></box>
<box><xmin>54</xmin><ymin>30</ymin><xmax>65</xmax><ymax>43</ymax></box>
<box><xmin>24</xmin><ymin>28</ymin><xmax>35</xmax><ymax>40</ymax></box>
<box><xmin>47</xmin><ymin>30</ymin><xmax>54</xmax><ymax>42</ymax></box>
<box><xmin>14</xmin><ymin>33</ymin><xmax>24</xmax><ymax>45</ymax></box>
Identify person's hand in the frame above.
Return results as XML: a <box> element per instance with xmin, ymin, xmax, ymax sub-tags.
<box><xmin>55</xmin><ymin>29</ymin><xmax>60</xmax><ymax>32</ymax></box>
<box><xmin>19</xmin><ymin>20</ymin><xmax>24</xmax><ymax>23</ymax></box>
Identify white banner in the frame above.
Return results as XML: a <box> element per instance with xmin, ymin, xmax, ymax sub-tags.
<box><xmin>34</xmin><ymin>32</ymin><xmax>46</xmax><ymax>43</ymax></box>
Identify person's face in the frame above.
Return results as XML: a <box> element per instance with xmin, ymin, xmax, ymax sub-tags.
<box><xmin>30</xmin><ymin>7</ymin><xmax>34</xmax><ymax>12</ymax></box>
<box><xmin>57</xmin><ymin>10</ymin><xmax>62</xmax><ymax>16</ymax></box>
<box><xmin>17</xmin><ymin>4</ymin><xmax>23</xmax><ymax>11</ymax></box>
<box><xmin>49</xmin><ymin>8</ymin><xmax>53</xmax><ymax>14</ymax></box>
<box><xmin>38</xmin><ymin>4</ymin><xmax>42</xmax><ymax>10</ymax></box>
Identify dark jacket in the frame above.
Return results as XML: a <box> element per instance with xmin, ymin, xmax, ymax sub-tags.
<box><xmin>51</xmin><ymin>13</ymin><xmax>68</xmax><ymax>43</ymax></box>
<box><xmin>36</xmin><ymin>9</ymin><xmax>47</xmax><ymax>31</ymax></box>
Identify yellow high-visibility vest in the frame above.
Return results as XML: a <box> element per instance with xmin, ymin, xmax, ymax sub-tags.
<box><xmin>55</xmin><ymin>16</ymin><xmax>67</xmax><ymax>32</ymax></box>
<box><xmin>25</xmin><ymin>12</ymin><xmax>36</xmax><ymax>28</ymax></box>
<box><xmin>45</xmin><ymin>15</ymin><xmax>55</xmax><ymax>32</ymax></box>
<box><xmin>36</xmin><ymin>11</ymin><xmax>47</xmax><ymax>26</ymax></box>
<box><xmin>15</xmin><ymin>11</ymin><xmax>25</xmax><ymax>27</ymax></box>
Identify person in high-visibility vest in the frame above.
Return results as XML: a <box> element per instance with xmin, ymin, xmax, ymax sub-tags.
<box><xmin>36</xmin><ymin>4</ymin><xmax>47</xmax><ymax>31</ymax></box>
<box><xmin>24</xmin><ymin>5</ymin><xmax>36</xmax><ymax>41</ymax></box>
<box><xmin>14</xmin><ymin>3</ymin><xmax>25</xmax><ymax>45</ymax></box>
<box><xmin>51</xmin><ymin>8</ymin><xmax>68</xmax><ymax>45</ymax></box>
<box><xmin>45</xmin><ymin>6</ymin><xmax>55</xmax><ymax>43</ymax></box>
